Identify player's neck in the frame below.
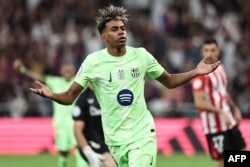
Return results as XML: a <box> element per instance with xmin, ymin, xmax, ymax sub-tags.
<box><xmin>107</xmin><ymin>46</ymin><xmax>126</xmax><ymax>57</ymax></box>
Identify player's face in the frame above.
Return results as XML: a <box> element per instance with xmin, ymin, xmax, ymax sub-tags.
<box><xmin>60</xmin><ymin>64</ymin><xmax>76</xmax><ymax>81</ymax></box>
<box><xmin>201</xmin><ymin>43</ymin><xmax>220</xmax><ymax>64</ymax></box>
<box><xmin>101</xmin><ymin>20</ymin><xmax>127</xmax><ymax>48</ymax></box>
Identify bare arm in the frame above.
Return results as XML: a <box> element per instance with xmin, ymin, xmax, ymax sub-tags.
<box><xmin>193</xmin><ymin>91</ymin><xmax>222</xmax><ymax>113</ymax></box>
<box><xmin>13</xmin><ymin>59</ymin><xmax>45</xmax><ymax>82</ymax></box>
<box><xmin>226</xmin><ymin>93</ymin><xmax>242</xmax><ymax>124</ymax></box>
<box><xmin>226</xmin><ymin>93</ymin><xmax>239</xmax><ymax>110</ymax></box>
<box><xmin>193</xmin><ymin>90</ymin><xmax>231</xmax><ymax>126</ymax></box>
<box><xmin>74</xmin><ymin>120</ymin><xmax>89</xmax><ymax>148</ymax></box>
<box><xmin>156</xmin><ymin>56</ymin><xmax>220</xmax><ymax>88</ymax></box>
<box><xmin>30</xmin><ymin>81</ymin><xmax>83</xmax><ymax>105</ymax></box>
<box><xmin>73</xmin><ymin>114</ymin><xmax>105</xmax><ymax>166</ymax></box>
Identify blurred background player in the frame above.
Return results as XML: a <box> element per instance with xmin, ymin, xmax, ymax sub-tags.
<box><xmin>191</xmin><ymin>38</ymin><xmax>246</xmax><ymax>167</ymax></box>
<box><xmin>73</xmin><ymin>84</ymin><xmax>116</xmax><ymax>167</ymax></box>
<box><xmin>13</xmin><ymin>59</ymin><xmax>85</xmax><ymax>167</ymax></box>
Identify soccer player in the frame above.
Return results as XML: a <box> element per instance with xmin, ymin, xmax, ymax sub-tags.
<box><xmin>29</xmin><ymin>5</ymin><xmax>220</xmax><ymax>167</ymax></box>
<box><xmin>73</xmin><ymin>85</ymin><xmax>116</xmax><ymax>167</ymax></box>
<box><xmin>13</xmin><ymin>59</ymin><xmax>85</xmax><ymax>167</ymax></box>
<box><xmin>191</xmin><ymin>38</ymin><xmax>246</xmax><ymax>167</ymax></box>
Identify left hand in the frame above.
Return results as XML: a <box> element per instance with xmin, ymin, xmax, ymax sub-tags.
<box><xmin>233</xmin><ymin>107</ymin><xmax>242</xmax><ymax>124</ymax></box>
<box><xmin>196</xmin><ymin>56</ymin><xmax>220</xmax><ymax>75</ymax></box>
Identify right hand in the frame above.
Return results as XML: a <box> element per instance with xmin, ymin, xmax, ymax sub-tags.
<box><xmin>29</xmin><ymin>81</ymin><xmax>53</xmax><ymax>98</ymax></box>
<box><xmin>13</xmin><ymin>59</ymin><xmax>23</xmax><ymax>70</ymax></box>
<box><xmin>82</xmin><ymin>145</ymin><xmax>104</xmax><ymax>167</ymax></box>
<box><xmin>221</xmin><ymin>111</ymin><xmax>231</xmax><ymax>127</ymax></box>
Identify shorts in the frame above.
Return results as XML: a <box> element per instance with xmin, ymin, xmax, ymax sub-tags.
<box><xmin>78</xmin><ymin>139</ymin><xmax>109</xmax><ymax>162</ymax></box>
<box><xmin>108</xmin><ymin>136</ymin><xmax>157</xmax><ymax>167</ymax></box>
<box><xmin>206</xmin><ymin>125</ymin><xmax>246</xmax><ymax>160</ymax></box>
<box><xmin>54</xmin><ymin>123</ymin><xmax>76</xmax><ymax>151</ymax></box>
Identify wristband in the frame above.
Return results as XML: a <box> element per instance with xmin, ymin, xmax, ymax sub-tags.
<box><xmin>19</xmin><ymin>66</ymin><xmax>26</xmax><ymax>73</ymax></box>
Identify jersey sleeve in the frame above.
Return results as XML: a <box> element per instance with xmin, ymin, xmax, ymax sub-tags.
<box><xmin>191</xmin><ymin>75</ymin><xmax>207</xmax><ymax>92</ymax></box>
<box><xmin>139</xmin><ymin>48</ymin><xmax>164</xmax><ymax>79</ymax></box>
<box><xmin>74</xmin><ymin>55</ymin><xmax>94</xmax><ymax>89</ymax></box>
<box><xmin>72</xmin><ymin>93</ymin><xmax>88</xmax><ymax>121</ymax></box>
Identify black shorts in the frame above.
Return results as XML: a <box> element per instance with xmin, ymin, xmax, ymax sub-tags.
<box><xmin>206</xmin><ymin>125</ymin><xmax>246</xmax><ymax>160</ymax></box>
<box><xmin>78</xmin><ymin>139</ymin><xmax>109</xmax><ymax>162</ymax></box>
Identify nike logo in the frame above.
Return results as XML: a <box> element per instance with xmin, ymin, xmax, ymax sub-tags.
<box><xmin>150</xmin><ymin>156</ymin><xmax>153</xmax><ymax>166</ymax></box>
<box><xmin>108</xmin><ymin>72</ymin><xmax>112</xmax><ymax>82</ymax></box>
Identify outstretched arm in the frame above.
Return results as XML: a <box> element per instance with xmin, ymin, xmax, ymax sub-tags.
<box><xmin>30</xmin><ymin>81</ymin><xmax>83</xmax><ymax>105</ymax></box>
<box><xmin>13</xmin><ymin>59</ymin><xmax>45</xmax><ymax>82</ymax></box>
<box><xmin>156</xmin><ymin>56</ymin><xmax>220</xmax><ymax>88</ymax></box>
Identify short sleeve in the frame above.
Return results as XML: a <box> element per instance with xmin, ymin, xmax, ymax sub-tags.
<box><xmin>74</xmin><ymin>56</ymin><xmax>93</xmax><ymax>89</ymax></box>
<box><xmin>138</xmin><ymin>48</ymin><xmax>164</xmax><ymax>79</ymax></box>
<box><xmin>191</xmin><ymin>75</ymin><xmax>207</xmax><ymax>91</ymax></box>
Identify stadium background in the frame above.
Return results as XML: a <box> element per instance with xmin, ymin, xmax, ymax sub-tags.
<box><xmin>0</xmin><ymin>0</ymin><xmax>250</xmax><ymax>166</ymax></box>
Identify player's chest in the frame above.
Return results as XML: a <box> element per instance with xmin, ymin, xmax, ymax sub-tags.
<box><xmin>94</xmin><ymin>62</ymin><xmax>144</xmax><ymax>86</ymax></box>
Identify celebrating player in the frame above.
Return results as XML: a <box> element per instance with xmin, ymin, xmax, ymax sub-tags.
<box><xmin>29</xmin><ymin>5</ymin><xmax>220</xmax><ymax>167</ymax></box>
<box><xmin>191</xmin><ymin>38</ymin><xmax>246</xmax><ymax>167</ymax></box>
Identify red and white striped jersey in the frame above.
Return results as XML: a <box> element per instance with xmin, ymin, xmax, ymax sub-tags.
<box><xmin>191</xmin><ymin>64</ymin><xmax>236</xmax><ymax>134</ymax></box>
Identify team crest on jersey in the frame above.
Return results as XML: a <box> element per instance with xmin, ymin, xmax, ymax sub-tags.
<box><xmin>131</xmin><ymin>68</ymin><xmax>139</xmax><ymax>78</ymax></box>
<box><xmin>118</xmin><ymin>69</ymin><xmax>125</xmax><ymax>80</ymax></box>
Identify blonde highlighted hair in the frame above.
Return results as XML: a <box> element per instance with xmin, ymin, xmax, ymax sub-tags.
<box><xmin>95</xmin><ymin>5</ymin><xmax>129</xmax><ymax>33</ymax></box>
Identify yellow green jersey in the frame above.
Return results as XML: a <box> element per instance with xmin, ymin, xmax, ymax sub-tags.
<box><xmin>75</xmin><ymin>46</ymin><xmax>164</xmax><ymax>146</ymax></box>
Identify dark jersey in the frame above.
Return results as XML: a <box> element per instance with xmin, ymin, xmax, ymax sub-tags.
<box><xmin>72</xmin><ymin>88</ymin><xmax>108</xmax><ymax>154</ymax></box>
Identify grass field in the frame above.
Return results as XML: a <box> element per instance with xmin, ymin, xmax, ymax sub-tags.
<box><xmin>0</xmin><ymin>152</ymin><xmax>216</xmax><ymax>167</ymax></box>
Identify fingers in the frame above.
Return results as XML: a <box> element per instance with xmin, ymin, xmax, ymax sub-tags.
<box><xmin>214</xmin><ymin>60</ymin><xmax>221</xmax><ymax>66</ymax></box>
<box><xmin>98</xmin><ymin>154</ymin><xmax>105</xmax><ymax>160</ymax></box>
<box><xmin>29</xmin><ymin>88</ymin><xmax>45</xmax><ymax>97</ymax></box>
<box><xmin>212</xmin><ymin>61</ymin><xmax>220</xmax><ymax>69</ymax></box>
<box><xmin>13</xmin><ymin>59</ymin><xmax>21</xmax><ymax>69</ymax></box>
<box><xmin>34</xmin><ymin>80</ymin><xmax>45</xmax><ymax>87</ymax></box>
<box><xmin>29</xmin><ymin>81</ymin><xmax>46</xmax><ymax>97</ymax></box>
<box><xmin>201</xmin><ymin>56</ymin><xmax>207</xmax><ymax>63</ymax></box>
<box><xmin>29</xmin><ymin>88</ymin><xmax>36</xmax><ymax>92</ymax></box>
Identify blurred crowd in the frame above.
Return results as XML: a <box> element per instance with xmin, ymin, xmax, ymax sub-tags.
<box><xmin>0</xmin><ymin>0</ymin><xmax>250</xmax><ymax>118</ymax></box>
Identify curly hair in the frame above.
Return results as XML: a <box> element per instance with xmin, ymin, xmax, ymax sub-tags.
<box><xmin>95</xmin><ymin>5</ymin><xmax>129</xmax><ymax>33</ymax></box>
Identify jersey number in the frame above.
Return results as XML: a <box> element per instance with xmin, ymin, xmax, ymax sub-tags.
<box><xmin>212</xmin><ymin>135</ymin><xmax>224</xmax><ymax>153</ymax></box>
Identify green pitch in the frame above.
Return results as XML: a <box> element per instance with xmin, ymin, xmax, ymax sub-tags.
<box><xmin>0</xmin><ymin>152</ymin><xmax>215</xmax><ymax>167</ymax></box>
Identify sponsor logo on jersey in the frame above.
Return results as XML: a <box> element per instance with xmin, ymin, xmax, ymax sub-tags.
<box><xmin>117</xmin><ymin>89</ymin><xmax>134</xmax><ymax>106</ymax></box>
<box><xmin>87</xmin><ymin>98</ymin><xmax>94</xmax><ymax>104</ymax></box>
<box><xmin>131</xmin><ymin>67</ymin><xmax>139</xmax><ymax>78</ymax></box>
<box><xmin>89</xmin><ymin>106</ymin><xmax>101</xmax><ymax>116</ymax></box>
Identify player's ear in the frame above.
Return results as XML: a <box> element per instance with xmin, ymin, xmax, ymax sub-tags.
<box><xmin>100</xmin><ymin>33</ymin><xmax>107</xmax><ymax>42</ymax></box>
